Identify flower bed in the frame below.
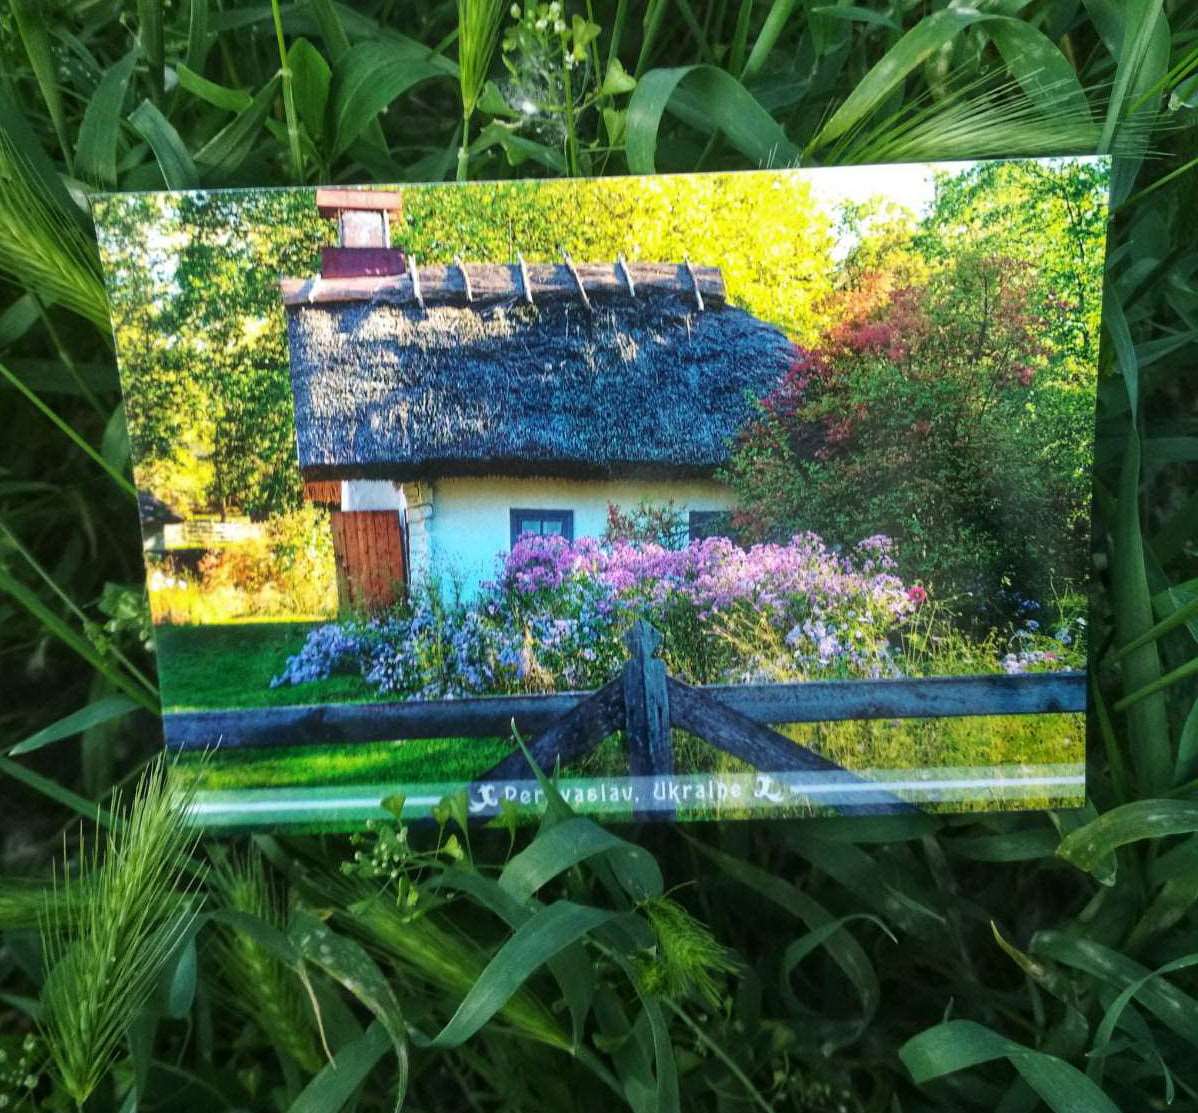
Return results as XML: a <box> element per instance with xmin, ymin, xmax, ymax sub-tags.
<box><xmin>272</xmin><ymin>532</ymin><xmax>933</xmax><ymax>700</ymax></box>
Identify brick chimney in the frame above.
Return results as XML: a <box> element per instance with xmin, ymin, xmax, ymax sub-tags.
<box><xmin>315</xmin><ymin>188</ymin><xmax>407</xmax><ymax>279</ymax></box>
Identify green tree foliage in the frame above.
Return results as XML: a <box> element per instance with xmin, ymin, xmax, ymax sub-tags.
<box><xmin>725</xmin><ymin>158</ymin><xmax>1109</xmax><ymax>624</ymax></box>
<box><xmin>96</xmin><ymin>189</ymin><xmax>330</xmax><ymax>517</ymax></box>
<box><xmin>402</xmin><ymin>171</ymin><xmax>836</xmax><ymax>341</ymax></box>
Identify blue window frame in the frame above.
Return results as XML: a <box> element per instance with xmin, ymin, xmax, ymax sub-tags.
<box><xmin>510</xmin><ymin>508</ymin><xmax>574</xmax><ymax>547</ymax></box>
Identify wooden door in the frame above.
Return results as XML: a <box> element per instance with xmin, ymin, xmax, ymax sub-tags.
<box><xmin>330</xmin><ymin>510</ymin><xmax>407</xmax><ymax>612</ymax></box>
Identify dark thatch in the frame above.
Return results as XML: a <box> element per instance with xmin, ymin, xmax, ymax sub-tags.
<box><xmin>283</xmin><ymin>265</ymin><xmax>796</xmax><ymax>481</ymax></box>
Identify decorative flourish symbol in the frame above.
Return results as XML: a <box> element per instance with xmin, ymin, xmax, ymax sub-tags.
<box><xmin>468</xmin><ymin>783</ymin><xmax>499</xmax><ymax>813</ymax></box>
<box><xmin>753</xmin><ymin>773</ymin><xmax>785</xmax><ymax>803</ymax></box>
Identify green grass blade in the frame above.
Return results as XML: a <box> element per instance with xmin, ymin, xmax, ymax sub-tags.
<box><xmin>289</xmin><ymin>1021</ymin><xmax>391</xmax><ymax>1113</ymax></box>
<box><xmin>8</xmin><ymin>0</ymin><xmax>73</xmax><ymax>170</ymax></box>
<box><xmin>740</xmin><ymin>0</ymin><xmax>796</xmax><ymax>80</ymax></box>
<box><xmin>137</xmin><ymin>0</ymin><xmax>166</xmax><ymax>100</ymax></box>
<box><xmin>175</xmin><ymin>64</ymin><xmax>253</xmax><ymax>111</ymax></box>
<box><xmin>0</xmin><ymin>756</ymin><xmax>117</xmax><ymax>825</ymax></box>
<box><xmin>331</xmin><ymin>40</ymin><xmax>458</xmax><ymax>158</ymax></box>
<box><xmin>901</xmin><ymin>1019</ymin><xmax>1120</xmax><ymax>1113</ymax></box>
<box><xmin>194</xmin><ymin>76</ymin><xmax>282</xmax><ymax>178</ymax></box>
<box><xmin>9</xmin><ymin>695</ymin><xmax>139</xmax><ymax>756</ymax></box>
<box><xmin>129</xmin><ymin>101</ymin><xmax>199</xmax><ymax>189</ymax></box>
<box><xmin>0</xmin><ymin>361</ymin><xmax>136</xmax><ymax>496</ymax></box>
<box><xmin>420</xmin><ymin>901</ymin><xmax>617</xmax><ymax>1049</ymax></box>
<box><xmin>984</xmin><ymin>19</ymin><xmax>1090</xmax><ymax>119</ymax></box>
<box><xmin>499</xmin><ymin>816</ymin><xmax>663</xmax><ymax>905</ymax></box>
<box><xmin>625</xmin><ymin>64</ymin><xmax>799</xmax><ymax>173</ymax></box>
<box><xmin>1057</xmin><ymin>800</ymin><xmax>1198</xmax><ymax>874</ymax></box>
<box><xmin>75</xmin><ymin>50</ymin><xmax>139</xmax><ymax>187</ymax></box>
<box><xmin>808</xmin><ymin>8</ymin><xmax>989</xmax><ymax>152</ymax></box>
<box><xmin>1098</xmin><ymin>0</ymin><xmax>1165</xmax><ymax>152</ymax></box>
<box><xmin>1112</xmin><ymin>431</ymin><xmax>1173</xmax><ymax>796</ymax></box>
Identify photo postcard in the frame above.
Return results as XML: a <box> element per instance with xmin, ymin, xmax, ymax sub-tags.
<box><xmin>92</xmin><ymin>158</ymin><xmax>1110</xmax><ymax>829</ymax></box>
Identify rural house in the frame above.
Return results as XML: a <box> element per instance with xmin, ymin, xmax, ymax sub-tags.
<box><xmin>280</xmin><ymin>188</ymin><xmax>796</xmax><ymax>610</ymax></box>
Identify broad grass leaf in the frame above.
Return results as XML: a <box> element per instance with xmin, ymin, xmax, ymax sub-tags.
<box><xmin>330</xmin><ymin>40</ymin><xmax>457</xmax><ymax>157</ymax></box>
<box><xmin>0</xmin><ymin>756</ymin><xmax>117</xmax><ymax>826</ymax></box>
<box><xmin>810</xmin><ymin>5</ymin><xmax>900</xmax><ymax>31</ymax></box>
<box><xmin>945</xmin><ymin>827</ymin><xmax>1060</xmax><ymax>862</ymax></box>
<box><xmin>1088</xmin><ymin>954</ymin><xmax>1198</xmax><ymax>1087</ymax></box>
<box><xmin>1057</xmin><ymin>800</ymin><xmax>1198</xmax><ymax>873</ymax></box>
<box><xmin>8</xmin><ymin>695</ymin><xmax>138</xmax><ymax>756</ymax></box>
<box><xmin>625</xmin><ymin>65</ymin><xmax>799</xmax><ymax>174</ymax></box>
<box><xmin>289</xmin><ymin>1021</ymin><xmax>391</xmax><ymax>1113</ymax></box>
<box><xmin>289</xmin><ymin>910</ymin><xmax>408</xmax><ymax>1109</ymax></box>
<box><xmin>778</xmin><ymin>913</ymin><xmax>893</xmax><ymax>1041</ymax></box>
<box><xmin>159</xmin><ymin>930</ymin><xmax>199</xmax><ymax>1019</ymax></box>
<box><xmin>0</xmin><ymin>294</ymin><xmax>39</xmax><ymax>346</ymax></box>
<box><xmin>1051</xmin><ymin>805</ymin><xmax>1117</xmax><ymax>886</ymax></box>
<box><xmin>499</xmin><ymin>816</ymin><xmax>663</xmax><ymax>904</ymax></box>
<box><xmin>1031</xmin><ymin>931</ymin><xmax>1198</xmax><ymax>1048</ymax></box>
<box><xmin>288</xmin><ymin>38</ymin><xmax>332</xmax><ymax>142</ymax></box>
<box><xmin>1177</xmin><ymin>699</ymin><xmax>1198</xmax><ymax>784</ymax></box>
<box><xmin>1112</xmin><ymin>432</ymin><xmax>1173</xmax><ymax>795</ymax></box>
<box><xmin>184</xmin><ymin>0</ymin><xmax>211</xmax><ymax>71</ymax></box>
<box><xmin>175</xmin><ymin>63</ymin><xmax>253</xmax><ymax>111</ymax></box>
<box><xmin>8</xmin><ymin>0</ymin><xmax>71</xmax><ymax>165</ymax></box>
<box><xmin>129</xmin><ymin>101</ymin><xmax>199</xmax><ymax>189</ymax></box>
<box><xmin>784</xmin><ymin>833</ymin><xmax>947</xmax><ymax>941</ymax></box>
<box><xmin>431</xmin><ymin>867</ymin><xmax>585</xmax><ymax>1048</ymax></box>
<box><xmin>75</xmin><ymin>51</ymin><xmax>139</xmax><ymax>187</ymax></box>
<box><xmin>195</xmin><ymin>76</ymin><xmax>282</xmax><ymax>178</ymax></box>
<box><xmin>690</xmin><ymin>840</ymin><xmax>883</xmax><ymax>1042</ymax></box>
<box><xmin>419</xmin><ymin>901</ymin><xmax>615</xmax><ymax>1049</ymax></box>
<box><xmin>984</xmin><ymin>20</ymin><xmax>1090</xmax><ymax>119</ymax></box>
<box><xmin>901</xmin><ymin>1019</ymin><xmax>1121</xmax><ymax>1113</ymax></box>
<box><xmin>809</xmin><ymin>9</ymin><xmax>989</xmax><ymax>151</ymax></box>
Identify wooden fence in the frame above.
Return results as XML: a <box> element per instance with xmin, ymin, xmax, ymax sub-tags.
<box><xmin>166</xmin><ymin>621</ymin><xmax>1086</xmax><ymax>819</ymax></box>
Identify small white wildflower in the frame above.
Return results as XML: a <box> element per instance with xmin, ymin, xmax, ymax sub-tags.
<box><xmin>535</xmin><ymin>17</ymin><xmax>547</xmax><ymax>29</ymax></box>
<box><xmin>554</xmin><ymin>19</ymin><xmax>565</xmax><ymax>31</ymax></box>
<box><xmin>510</xmin><ymin>2</ymin><xmax>520</xmax><ymax>14</ymax></box>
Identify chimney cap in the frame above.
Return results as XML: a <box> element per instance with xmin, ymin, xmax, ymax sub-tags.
<box><xmin>315</xmin><ymin>188</ymin><xmax>403</xmax><ymax>218</ymax></box>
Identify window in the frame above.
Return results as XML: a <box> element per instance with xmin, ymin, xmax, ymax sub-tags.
<box><xmin>510</xmin><ymin>509</ymin><xmax>574</xmax><ymax>546</ymax></box>
<box><xmin>688</xmin><ymin>510</ymin><xmax>729</xmax><ymax>541</ymax></box>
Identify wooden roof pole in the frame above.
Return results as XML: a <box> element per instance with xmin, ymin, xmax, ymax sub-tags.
<box><xmin>560</xmin><ymin>248</ymin><xmax>593</xmax><ymax>313</ymax></box>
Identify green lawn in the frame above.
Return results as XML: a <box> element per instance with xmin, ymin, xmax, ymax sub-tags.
<box><xmin>156</xmin><ymin>621</ymin><xmax>388</xmax><ymax>711</ymax></box>
<box><xmin>160</xmin><ymin>621</ymin><xmax>1084</xmax><ymax>799</ymax></box>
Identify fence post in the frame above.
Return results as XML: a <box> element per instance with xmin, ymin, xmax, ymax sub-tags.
<box><xmin>623</xmin><ymin>620</ymin><xmax>672</xmax><ymax>820</ymax></box>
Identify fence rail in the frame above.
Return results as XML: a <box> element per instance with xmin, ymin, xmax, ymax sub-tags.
<box><xmin>167</xmin><ymin>620</ymin><xmax>1086</xmax><ymax>818</ymax></box>
<box><xmin>165</xmin><ymin>667</ymin><xmax>1085</xmax><ymax>751</ymax></box>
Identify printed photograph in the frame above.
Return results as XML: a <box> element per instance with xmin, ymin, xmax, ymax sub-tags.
<box><xmin>92</xmin><ymin>159</ymin><xmax>1109</xmax><ymax>827</ymax></box>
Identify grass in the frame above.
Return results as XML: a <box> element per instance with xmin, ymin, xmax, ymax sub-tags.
<box><xmin>156</xmin><ymin>621</ymin><xmax>384</xmax><ymax>711</ymax></box>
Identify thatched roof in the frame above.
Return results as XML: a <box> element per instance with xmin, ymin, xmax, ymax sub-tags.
<box><xmin>282</xmin><ymin>261</ymin><xmax>795</xmax><ymax>481</ymax></box>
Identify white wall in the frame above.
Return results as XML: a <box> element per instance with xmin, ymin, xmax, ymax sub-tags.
<box><xmin>408</xmin><ymin>475</ymin><xmax>736</xmax><ymax>598</ymax></box>
<box><xmin>341</xmin><ymin>479</ymin><xmax>405</xmax><ymax>511</ymax></box>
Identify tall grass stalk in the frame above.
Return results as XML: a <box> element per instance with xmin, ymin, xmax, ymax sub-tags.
<box><xmin>456</xmin><ymin>0</ymin><xmax>507</xmax><ymax>181</ymax></box>
<box><xmin>208</xmin><ymin>847</ymin><xmax>323</xmax><ymax>1072</ymax></box>
<box><xmin>38</xmin><ymin>761</ymin><xmax>201</xmax><ymax>1105</ymax></box>
<box><xmin>0</xmin><ymin>137</ymin><xmax>108</xmax><ymax>329</ymax></box>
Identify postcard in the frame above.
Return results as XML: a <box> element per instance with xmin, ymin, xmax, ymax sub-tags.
<box><xmin>92</xmin><ymin>159</ymin><xmax>1108</xmax><ymax>828</ymax></box>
